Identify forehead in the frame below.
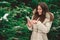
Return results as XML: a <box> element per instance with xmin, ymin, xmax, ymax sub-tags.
<box><xmin>38</xmin><ymin>5</ymin><xmax>42</xmax><ymax>9</ymax></box>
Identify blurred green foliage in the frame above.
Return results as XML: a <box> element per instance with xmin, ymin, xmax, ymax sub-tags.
<box><xmin>0</xmin><ymin>0</ymin><xmax>60</xmax><ymax>40</ymax></box>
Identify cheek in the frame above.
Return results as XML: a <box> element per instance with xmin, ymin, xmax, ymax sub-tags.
<box><xmin>37</xmin><ymin>10</ymin><xmax>42</xmax><ymax>13</ymax></box>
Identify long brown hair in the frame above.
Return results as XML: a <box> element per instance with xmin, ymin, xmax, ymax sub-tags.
<box><xmin>33</xmin><ymin>2</ymin><xmax>54</xmax><ymax>22</ymax></box>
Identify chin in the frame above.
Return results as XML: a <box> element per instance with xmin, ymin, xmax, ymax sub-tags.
<box><xmin>39</xmin><ymin>14</ymin><xmax>42</xmax><ymax>15</ymax></box>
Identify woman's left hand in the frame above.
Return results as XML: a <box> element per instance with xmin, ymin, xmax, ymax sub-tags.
<box><xmin>31</xmin><ymin>20</ymin><xmax>37</xmax><ymax>24</ymax></box>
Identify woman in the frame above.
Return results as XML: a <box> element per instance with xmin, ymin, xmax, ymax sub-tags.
<box><xmin>27</xmin><ymin>2</ymin><xmax>54</xmax><ymax>40</ymax></box>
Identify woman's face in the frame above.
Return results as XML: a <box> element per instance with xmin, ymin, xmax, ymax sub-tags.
<box><xmin>37</xmin><ymin>5</ymin><xmax>42</xmax><ymax>15</ymax></box>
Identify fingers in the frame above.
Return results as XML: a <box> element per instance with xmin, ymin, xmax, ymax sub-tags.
<box><xmin>27</xmin><ymin>23</ymin><xmax>32</xmax><ymax>27</ymax></box>
<box><xmin>27</xmin><ymin>20</ymin><xmax>37</xmax><ymax>27</ymax></box>
<box><xmin>31</xmin><ymin>20</ymin><xmax>37</xmax><ymax>24</ymax></box>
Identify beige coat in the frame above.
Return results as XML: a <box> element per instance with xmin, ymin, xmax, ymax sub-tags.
<box><xmin>27</xmin><ymin>12</ymin><xmax>54</xmax><ymax>40</ymax></box>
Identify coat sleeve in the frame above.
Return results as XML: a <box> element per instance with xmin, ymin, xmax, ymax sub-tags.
<box><xmin>37</xmin><ymin>12</ymin><xmax>54</xmax><ymax>33</ymax></box>
<box><xmin>27</xmin><ymin>25</ymin><xmax>33</xmax><ymax>31</ymax></box>
<box><xmin>37</xmin><ymin>21</ymin><xmax>53</xmax><ymax>33</ymax></box>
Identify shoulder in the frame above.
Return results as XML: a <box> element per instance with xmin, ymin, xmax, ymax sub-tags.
<box><xmin>49</xmin><ymin>12</ymin><xmax>54</xmax><ymax>18</ymax></box>
<box><xmin>46</xmin><ymin>12</ymin><xmax>54</xmax><ymax>21</ymax></box>
<box><xmin>49</xmin><ymin>12</ymin><xmax>54</xmax><ymax>21</ymax></box>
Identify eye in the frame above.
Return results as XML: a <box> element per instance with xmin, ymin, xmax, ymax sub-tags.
<box><xmin>38</xmin><ymin>7</ymin><xmax>42</xmax><ymax>10</ymax></box>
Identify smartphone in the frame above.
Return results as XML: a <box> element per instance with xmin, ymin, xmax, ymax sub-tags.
<box><xmin>26</xmin><ymin>16</ymin><xmax>31</xmax><ymax>21</ymax></box>
<box><xmin>26</xmin><ymin>16</ymin><xmax>31</xmax><ymax>25</ymax></box>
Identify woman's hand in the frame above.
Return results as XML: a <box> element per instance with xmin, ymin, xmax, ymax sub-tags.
<box><xmin>31</xmin><ymin>20</ymin><xmax>37</xmax><ymax>24</ymax></box>
<box><xmin>27</xmin><ymin>20</ymin><xmax>37</xmax><ymax>27</ymax></box>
